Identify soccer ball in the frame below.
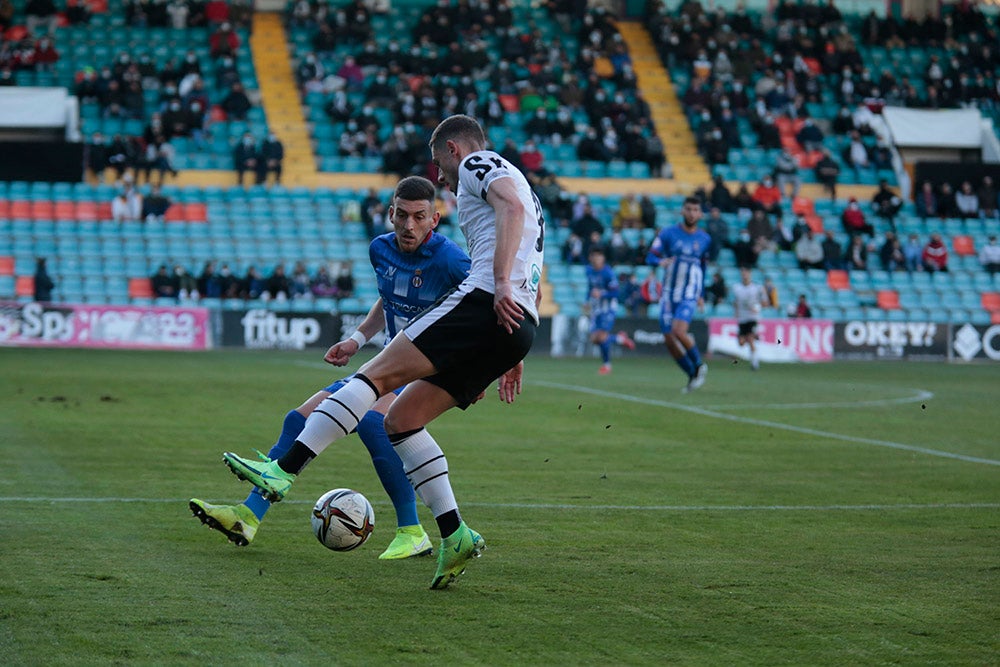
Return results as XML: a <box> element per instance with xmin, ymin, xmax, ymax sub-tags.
<box><xmin>311</xmin><ymin>488</ymin><xmax>375</xmax><ymax>551</ymax></box>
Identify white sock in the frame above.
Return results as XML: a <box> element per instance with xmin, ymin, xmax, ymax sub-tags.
<box><xmin>392</xmin><ymin>428</ymin><xmax>458</xmax><ymax>518</ymax></box>
<box><xmin>297</xmin><ymin>376</ymin><xmax>378</xmax><ymax>455</ymax></box>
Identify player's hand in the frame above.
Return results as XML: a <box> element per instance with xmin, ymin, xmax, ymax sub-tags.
<box><xmin>497</xmin><ymin>361</ymin><xmax>523</xmax><ymax>404</ymax></box>
<box><xmin>324</xmin><ymin>340</ymin><xmax>359</xmax><ymax>366</ymax></box>
<box><xmin>494</xmin><ymin>281</ymin><xmax>524</xmax><ymax>334</ymax></box>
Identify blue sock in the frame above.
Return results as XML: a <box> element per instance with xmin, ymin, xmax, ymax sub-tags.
<box><xmin>686</xmin><ymin>345</ymin><xmax>703</xmax><ymax>370</ymax></box>
<box><xmin>675</xmin><ymin>354</ymin><xmax>695</xmax><ymax>378</ymax></box>
<box><xmin>599</xmin><ymin>339</ymin><xmax>612</xmax><ymax>364</ymax></box>
<box><xmin>244</xmin><ymin>409</ymin><xmax>306</xmax><ymax>520</ymax></box>
<box><xmin>357</xmin><ymin>410</ymin><xmax>419</xmax><ymax>528</ymax></box>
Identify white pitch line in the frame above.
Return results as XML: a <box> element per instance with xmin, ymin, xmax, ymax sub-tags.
<box><xmin>703</xmin><ymin>388</ymin><xmax>935</xmax><ymax>410</ymax></box>
<box><xmin>534</xmin><ymin>381</ymin><xmax>1000</xmax><ymax>467</ymax></box>
<box><xmin>0</xmin><ymin>497</ymin><xmax>997</xmax><ymax>512</ymax></box>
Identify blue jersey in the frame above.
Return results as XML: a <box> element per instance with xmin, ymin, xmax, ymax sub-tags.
<box><xmin>369</xmin><ymin>231</ymin><xmax>471</xmax><ymax>343</ymax></box>
<box><xmin>585</xmin><ymin>264</ymin><xmax>619</xmax><ymax>314</ymax></box>
<box><xmin>646</xmin><ymin>225</ymin><xmax>712</xmax><ymax>304</ymax></box>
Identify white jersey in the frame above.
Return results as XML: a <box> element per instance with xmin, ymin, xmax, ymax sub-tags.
<box><xmin>454</xmin><ymin>149</ymin><xmax>544</xmax><ymax>324</ymax></box>
<box><xmin>732</xmin><ymin>281</ymin><xmax>766</xmax><ymax>323</ymax></box>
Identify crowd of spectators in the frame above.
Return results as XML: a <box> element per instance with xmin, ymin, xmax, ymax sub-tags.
<box><xmin>150</xmin><ymin>258</ymin><xmax>356</xmax><ymax>302</ymax></box>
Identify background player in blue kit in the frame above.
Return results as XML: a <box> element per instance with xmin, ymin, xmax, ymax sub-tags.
<box><xmin>646</xmin><ymin>196</ymin><xmax>712</xmax><ymax>393</ymax></box>
<box><xmin>190</xmin><ymin>176</ymin><xmax>470</xmax><ymax>559</ymax></box>
<box><xmin>585</xmin><ymin>246</ymin><xmax>635</xmax><ymax>375</ymax></box>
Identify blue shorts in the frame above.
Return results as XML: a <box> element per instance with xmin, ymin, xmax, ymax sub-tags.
<box><xmin>590</xmin><ymin>309</ymin><xmax>616</xmax><ymax>334</ymax></box>
<box><xmin>325</xmin><ymin>374</ymin><xmax>405</xmax><ymax>397</ymax></box>
<box><xmin>658</xmin><ymin>299</ymin><xmax>697</xmax><ymax>334</ymax></box>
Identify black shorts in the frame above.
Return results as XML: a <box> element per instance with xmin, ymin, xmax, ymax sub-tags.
<box><xmin>738</xmin><ymin>320</ymin><xmax>757</xmax><ymax>337</ymax></box>
<box><xmin>403</xmin><ymin>287</ymin><xmax>536</xmax><ymax>408</ymax></box>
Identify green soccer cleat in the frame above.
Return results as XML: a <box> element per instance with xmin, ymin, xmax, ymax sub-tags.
<box><xmin>189</xmin><ymin>499</ymin><xmax>259</xmax><ymax>547</ymax></box>
<box><xmin>378</xmin><ymin>525</ymin><xmax>433</xmax><ymax>560</ymax></box>
<box><xmin>222</xmin><ymin>452</ymin><xmax>296</xmax><ymax>502</ymax></box>
<box><xmin>430</xmin><ymin>522</ymin><xmax>485</xmax><ymax>590</ymax></box>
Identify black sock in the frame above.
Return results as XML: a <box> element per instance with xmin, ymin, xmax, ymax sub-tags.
<box><xmin>277</xmin><ymin>441</ymin><xmax>315</xmax><ymax>475</ymax></box>
<box><xmin>435</xmin><ymin>510</ymin><xmax>461</xmax><ymax>539</ymax></box>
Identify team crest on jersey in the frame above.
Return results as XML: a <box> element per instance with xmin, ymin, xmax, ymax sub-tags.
<box><xmin>411</xmin><ymin>270</ymin><xmax>423</xmax><ymax>288</ymax></box>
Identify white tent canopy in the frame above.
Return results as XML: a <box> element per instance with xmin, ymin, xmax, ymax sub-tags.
<box><xmin>882</xmin><ymin>107</ymin><xmax>983</xmax><ymax>149</ymax></box>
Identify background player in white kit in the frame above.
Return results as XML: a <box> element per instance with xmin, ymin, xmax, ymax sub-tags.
<box><xmin>731</xmin><ymin>267</ymin><xmax>770</xmax><ymax>370</ymax></box>
<box><xmin>220</xmin><ymin>114</ymin><xmax>545</xmax><ymax>590</ymax></box>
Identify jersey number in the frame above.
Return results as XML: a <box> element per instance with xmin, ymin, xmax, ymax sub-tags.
<box><xmin>464</xmin><ymin>154</ymin><xmax>504</xmax><ymax>180</ymax></box>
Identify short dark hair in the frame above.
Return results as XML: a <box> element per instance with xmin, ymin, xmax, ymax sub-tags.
<box><xmin>683</xmin><ymin>196</ymin><xmax>701</xmax><ymax>207</ymax></box>
<box><xmin>393</xmin><ymin>175</ymin><xmax>436</xmax><ymax>204</ymax></box>
<box><xmin>429</xmin><ymin>114</ymin><xmax>486</xmax><ymax>151</ymax></box>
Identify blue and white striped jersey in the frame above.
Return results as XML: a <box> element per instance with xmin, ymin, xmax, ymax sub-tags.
<box><xmin>646</xmin><ymin>225</ymin><xmax>712</xmax><ymax>303</ymax></box>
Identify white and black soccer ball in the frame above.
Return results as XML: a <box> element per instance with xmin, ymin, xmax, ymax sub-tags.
<box><xmin>311</xmin><ymin>488</ymin><xmax>375</xmax><ymax>551</ymax></box>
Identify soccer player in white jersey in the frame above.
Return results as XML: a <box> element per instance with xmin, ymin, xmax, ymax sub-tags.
<box><xmin>221</xmin><ymin>114</ymin><xmax>545</xmax><ymax>589</ymax></box>
<box><xmin>731</xmin><ymin>267</ymin><xmax>769</xmax><ymax>370</ymax></box>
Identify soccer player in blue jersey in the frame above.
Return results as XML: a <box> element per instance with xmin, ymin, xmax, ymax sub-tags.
<box><xmin>190</xmin><ymin>176</ymin><xmax>471</xmax><ymax>560</ymax></box>
<box><xmin>646</xmin><ymin>196</ymin><xmax>712</xmax><ymax>393</ymax></box>
<box><xmin>585</xmin><ymin>246</ymin><xmax>635</xmax><ymax>375</ymax></box>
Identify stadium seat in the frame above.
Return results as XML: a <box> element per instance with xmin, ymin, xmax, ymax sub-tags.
<box><xmin>826</xmin><ymin>270</ymin><xmax>850</xmax><ymax>291</ymax></box>
<box><xmin>15</xmin><ymin>275</ymin><xmax>34</xmax><ymax>298</ymax></box>
<box><xmin>876</xmin><ymin>289</ymin><xmax>900</xmax><ymax>310</ymax></box>
<box><xmin>952</xmin><ymin>235</ymin><xmax>976</xmax><ymax>256</ymax></box>
<box><xmin>128</xmin><ymin>277</ymin><xmax>155</xmax><ymax>300</ymax></box>
<box><xmin>981</xmin><ymin>292</ymin><xmax>1000</xmax><ymax>313</ymax></box>
<box><xmin>0</xmin><ymin>256</ymin><xmax>14</xmax><ymax>276</ymax></box>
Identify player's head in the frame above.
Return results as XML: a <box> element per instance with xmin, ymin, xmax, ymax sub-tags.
<box><xmin>740</xmin><ymin>267</ymin><xmax>752</xmax><ymax>284</ymax></box>
<box><xmin>429</xmin><ymin>114</ymin><xmax>487</xmax><ymax>194</ymax></box>
<box><xmin>681</xmin><ymin>196</ymin><xmax>703</xmax><ymax>229</ymax></box>
<box><xmin>389</xmin><ymin>175</ymin><xmax>440</xmax><ymax>253</ymax></box>
<box><xmin>588</xmin><ymin>246</ymin><xmax>605</xmax><ymax>269</ymax></box>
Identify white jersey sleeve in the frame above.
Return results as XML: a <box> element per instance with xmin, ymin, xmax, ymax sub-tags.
<box><xmin>455</xmin><ymin>150</ymin><xmax>544</xmax><ymax>324</ymax></box>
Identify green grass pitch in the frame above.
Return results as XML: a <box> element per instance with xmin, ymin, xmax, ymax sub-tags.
<box><xmin>1</xmin><ymin>347</ymin><xmax>997</xmax><ymax>665</ymax></box>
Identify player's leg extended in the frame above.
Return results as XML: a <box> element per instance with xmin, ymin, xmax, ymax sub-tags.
<box><xmin>672</xmin><ymin>317</ymin><xmax>707</xmax><ymax>391</ymax></box>
<box><xmin>384</xmin><ymin>381</ymin><xmax>484</xmax><ymax>588</ymax></box>
<box><xmin>357</xmin><ymin>393</ymin><xmax>432</xmax><ymax>559</ymax></box>
<box><xmin>223</xmin><ymin>336</ymin><xmax>435</xmax><ymax>500</ymax></box>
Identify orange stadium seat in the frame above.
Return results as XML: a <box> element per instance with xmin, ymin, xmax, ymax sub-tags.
<box><xmin>183</xmin><ymin>203</ymin><xmax>207</xmax><ymax>222</ymax></box>
<box><xmin>792</xmin><ymin>196</ymin><xmax>816</xmax><ymax>216</ymax></box>
<box><xmin>805</xmin><ymin>213</ymin><xmax>823</xmax><ymax>232</ymax></box>
<box><xmin>9</xmin><ymin>200</ymin><xmax>30</xmax><ymax>217</ymax></box>
<box><xmin>952</xmin><ymin>235</ymin><xmax>975</xmax><ymax>256</ymax></box>
<box><xmin>877</xmin><ymin>289</ymin><xmax>900</xmax><ymax>310</ymax></box>
<box><xmin>0</xmin><ymin>256</ymin><xmax>14</xmax><ymax>276</ymax></box>
<box><xmin>15</xmin><ymin>275</ymin><xmax>34</xmax><ymax>297</ymax></box>
<box><xmin>498</xmin><ymin>94</ymin><xmax>520</xmax><ymax>112</ymax></box>
<box><xmin>164</xmin><ymin>205</ymin><xmax>185</xmax><ymax>221</ymax></box>
<box><xmin>0</xmin><ymin>200</ymin><xmax>9</xmax><ymax>217</ymax></box>
<box><xmin>30</xmin><ymin>201</ymin><xmax>54</xmax><ymax>220</ymax></box>
<box><xmin>128</xmin><ymin>277</ymin><xmax>154</xmax><ymax>299</ymax></box>
<box><xmin>827</xmin><ymin>269</ymin><xmax>850</xmax><ymax>290</ymax></box>
<box><xmin>981</xmin><ymin>292</ymin><xmax>1000</xmax><ymax>312</ymax></box>
<box><xmin>53</xmin><ymin>201</ymin><xmax>75</xmax><ymax>221</ymax></box>
<box><xmin>75</xmin><ymin>202</ymin><xmax>99</xmax><ymax>221</ymax></box>
<box><xmin>96</xmin><ymin>202</ymin><xmax>113</xmax><ymax>219</ymax></box>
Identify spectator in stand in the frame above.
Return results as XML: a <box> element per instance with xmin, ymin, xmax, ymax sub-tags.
<box><xmin>879</xmin><ymin>231</ymin><xmax>905</xmax><ymax>272</ymax></box>
<box><xmin>914</xmin><ymin>181</ymin><xmax>938</xmax><ymax>220</ymax></box>
<box><xmin>24</xmin><ymin>0</ymin><xmax>58</xmax><ymax>36</ymax></box>
<box><xmin>977</xmin><ymin>176</ymin><xmax>998</xmax><ymax>220</ymax></box>
<box><xmin>814</xmin><ymin>149</ymin><xmax>840</xmax><ymax>201</ymax></box>
<box><xmin>747</xmin><ymin>209</ymin><xmax>775</xmax><ymax>252</ymax></box>
<box><xmin>843</xmin><ymin>130</ymin><xmax>870</xmax><ymax>177</ymax></box>
<box><xmin>167</xmin><ymin>0</ymin><xmax>189</xmax><ymax>29</ymax></box>
<box><xmin>141</xmin><ymin>183</ymin><xmax>172</xmax><ymax>221</ymax></box>
<box><xmin>935</xmin><ymin>182</ymin><xmax>960</xmax><ymax>219</ymax></box>
<box><xmin>256</xmin><ymin>132</ymin><xmax>284</xmax><ymax>186</ymax></box>
<box><xmin>198</xmin><ymin>261</ymin><xmax>222</xmax><ymax>298</ymax></box>
<box><xmin>151</xmin><ymin>264</ymin><xmax>178</xmax><ymax>299</ymax></box>
<box><xmin>143</xmin><ymin>135</ymin><xmax>179</xmax><ymax>185</ymax></box>
<box><xmin>204</xmin><ymin>0</ymin><xmax>230</xmax><ymax>25</ymax></box>
<box><xmin>771</xmin><ymin>217</ymin><xmax>796</xmax><ymax>251</ymax></box>
<box><xmin>822</xmin><ymin>231</ymin><xmax>844</xmax><ymax>270</ymax></box>
<box><xmin>33</xmin><ymin>36</ymin><xmax>58</xmax><ymax>72</ymax></box>
<box><xmin>844</xmin><ymin>234</ymin><xmax>869</xmax><ymax>272</ymax></box>
<box><xmin>704</xmin><ymin>207</ymin><xmax>729</xmax><ymax>263</ymax></box>
<box><xmin>640</xmin><ymin>195</ymin><xmax>657</xmax><ymax>229</ymax></box>
<box><xmin>709</xmin><ymin>174</ymin><xmax>734</xmax><ymax>213</ymax></box>
<box><xmin>336</xmin><ymin>56</ymin><xmax>364</xmax><ymax>91</ymax></box>
<box><xmin>310</xmin><ymin>264</ymin><xmax>338</xmax><ymax>298</ymax></box>
<box><xmin>175</xmin><ymin>264</ymin><xmax>198</xmax><ymax>300</ymax></box>
<box><xmin>209</xmin><ymin>22</ymin><xmax>240</xmax><ymax>60</ymax></box>
<box><xmin>561</xmin><ymin>233</ymin><xmax>585</xmax><ymax>265</ymax></box>
<box><xmin>290</xmin><ymin>261</ymin><xmax>311</xmax><ymax>299</ymax></box>
<box><xmin>921</xmin><ymin>233</ymin><xmax>949</xmax><ymax>273</ymax></box>
<box><xmin>795</xmin><ymin>228</ymin><xmax>825</xmax><ymax>270</ymax></box>
<box><xmin>955</xmin><ymin>180</ymin><xmax>980</xmax><ymax>219</ymax></box>
<box><xmin>792</xmin><ymin>293</ymin><xmax>812</xmax><ymax>319</ymax></box>
<box><xmin>233</xmin><ymin>132</ymin><xmax>258</xmax><ymax>187</ymax></box>
<box><xmin>571</xmin><ymin>203</ymin><xmax>604</xmax><ymax>240</ymax></box>
<box><xmin>704</xmin><ymin>271</ymin><xmax>727</xmax><ymax>308</ymax></box>
<box><xmin>335</xmin><ymin>261</ymin><xmax>355</xmax><ymax>298</ymax></box>
<box><xmin>86</xmin><ymin>132</ymin><xmax>111</xmax><ymax>182</ymax></box>
<box><xmin>872</xmin><ymin>179</ymin><xmax>903</xmax><ymax>229</ymax></box>
<box><xmin>841</xmin><ymin>197</ymin><xmax>874</xmax><ymax>236</ymax></box>
<box><xmin>518</xmin><ymin>139</ymin><xmax>547</xmax><ymax>180</ymax></box>
<box><xmin>751</xmin><ymin>176</ymin><xmax>783</xmax><ymax>219</ymax></box>
<box><xmin>903</xmin><ymin>233</ymin><xmax>923</xmax><ymax>273</ymax></box>
<box><xmin>238</xmin><ymin>265</ymin><xmax>263</xmax><ymax>299</ymax></box>
<box><xmin>107</xmin><ymin>134</ymin><xmax>140</xmax><ymax>180</ymax></box>
<box><xmin>111</xmin><ymin>183</ymin><xmax>143</xmax><ymax>222</ymax></box>
<box><xmin>33</xmin><ymin>257</ymin><xmax>54</xmax><ymax>302</ymax></box>
<box><xmin>221</xmin><ymin>82</ymin><xmax>252</xmax><ymax>120</ymax></box>
<box><xmin>263</xmin><ymin>264</ymin><xmax>290</xmax><ymax>301</ymax></box>
<box><xmin>979</xmin><ymin>235</ymin><xmax>1000</xmax><ymax>275</ymax></box>
<box><xmin>613</xmin><ymin>193</ymin><xmax>642</xmax><ymax>230</ymax></box>
<box><xmin>0</xmin><ymin>0</ymin><xmax>15</xmax><ymax>31</ymax></box>
<box><xmin>773</xmin><ymin>149</ymin><xmax>801</xmax><ymax>199</ymax></box>
<box><xmin>795</xmin><ymin>118</ymin><xmax>824</xmax><ymax>153</ymax></box>
<box><xmin>732</xmin><ymin>228</ymin><xmax>760</xmax><ymax>269</ymax></box>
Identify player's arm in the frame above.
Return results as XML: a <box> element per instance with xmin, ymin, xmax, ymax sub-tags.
<box><xmin>324</xmin><ymin>298</ymin><xmax>386</xmax><ymax>366</ymax></box>
<box><xmin>497</xmin><ymin>360</ymin><xmax>523</xmax><ymax>404</ymax></box>
<box><xmin>486</xmin><ymin>176</ymin><xmax>527</xmax><ymax>334</ymax></box>
<box><xmin>645</xmin><ymin>233</ymin><xmax>670</xmax><ymax>268</ymax></box>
